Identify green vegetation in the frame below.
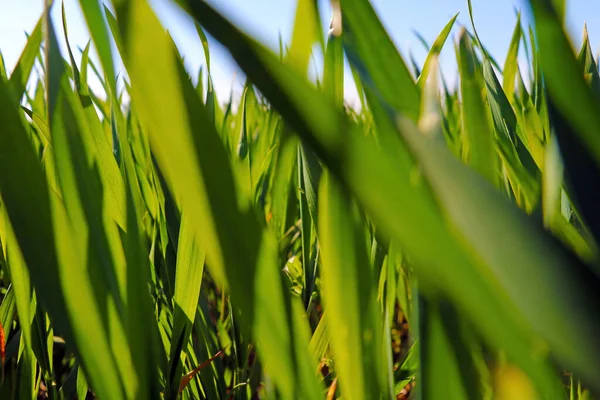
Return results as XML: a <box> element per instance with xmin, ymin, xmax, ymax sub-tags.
<box><xmin>0</xmin><ymin>0</ymin><xmax>599</xmax><ymax>398</ymax></box>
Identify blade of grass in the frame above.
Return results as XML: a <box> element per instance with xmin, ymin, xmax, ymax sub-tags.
<box><xmin>416</xmin><ymin>13</ymin><xmax>458</xmax><ymax>92</ymax></box>
<box><xmin>503</xmin><ymin>13</ymin><xmax>522</xmax><ymax>104</ymax></box>
<box><xmin>168</xmin><ymin>214</ymin><xmax>206</xmax><ymax>399</ymax></box>
<box><xmin>456</xmin><ymin>28</ymin><xmax>498</xmax><ymax>185</ymax></box>
<box><xmin>319</xmin><ymin>171</ymin><xmax>385</xmax><ymax>400</ymax></box>
<box><xmin>8</xmin><ymin>17</ymin><xmax>43</xmax><ymax>101</ymax></box>
<box><xmin>340</xmin><ymin>0</ymin><xmax>420</xmax><ymax>121</ymax></box>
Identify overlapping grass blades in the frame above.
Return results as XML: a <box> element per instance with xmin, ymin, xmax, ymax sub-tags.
<box><xmin>0</xmin><ymin>0</ymin><xmax>599</xmax><ymax>399</ymax></box>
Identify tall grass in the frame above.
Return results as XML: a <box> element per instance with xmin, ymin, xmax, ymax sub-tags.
<box><xmin>0</xmin><ymin>0</ymin><xmax>599</xmax><ymax>398</ymax></box>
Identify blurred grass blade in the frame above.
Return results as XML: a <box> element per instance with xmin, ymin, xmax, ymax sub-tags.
<box><xmin>416</xmin><ymin>13</ymin><xmax>458</xmax><ymax>92</ymax></box>
<box><xmin>456</xmin><ymin>29</ymin><xmax>498</xmax><ymax>185</ymax></box>
<box><xmin>503</xmin><ymin>13</ymin><xmax>522</xmax><ymax>104</ymax></box>
<box><xmin>420</xmin><ymin>299</ymin><xmax>479</xmax><ymax>400</ymax></box>
<box><xmin>288</xmin><ymin>0</ymin><xmax>323</xmax><ymax>75</ymax></box>
<box><xmin>395</xmin><ymin>111</ymin><xmax>600</xmax><ymax>391</ymax></box>
<box><xmin>527</xmin><ymin>0</ymin><xmax>600</xmax><ymax>167</ymax></box>
<box><xmin>76</xmin><ymin>0</ymin><xmax>117</xmax><ymax>96</ymax></box>
<box><xmin>8</xmin><ymin>17</ymin><xmax>42</xmax><ymax>100</ymax></box>
<box><xmin>577</xmin><ymin>25</ymin><xmax>600</xmax><ymax>97</ymax></box>
<box><xmin>168</xmin><ymin>213</ymin><xmax>206</xmax><ymax>399</ymax></box>
<box><xmin>319</xmin><ymin>171</ymin><xmax>385</xmax><ymax>400</ymax></box>
<box><xmin>340</xmin><ymin>0</ymin><xmax>420</xmax><ymax>121</ymax></box>
<box><xmin>2</xmin><ymin>216</ymin><xmax>32</xmax><ymax>353</ymax></box>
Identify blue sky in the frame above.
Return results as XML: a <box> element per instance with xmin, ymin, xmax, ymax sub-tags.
<box><xmin>1</xmin><ymin>0</ymin><xmax>599</xmax><ymax>105</ymax></box>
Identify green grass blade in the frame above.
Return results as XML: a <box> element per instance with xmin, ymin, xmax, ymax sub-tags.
<box><xmin>288</xmin><ymin>0</ymin><xmax>323</xmax><ymax>75</ymax></box>
<box><xmin>2</xmin><ymin>217</ymin><xmax>32</xmax><ymax>355</ymax></box>
<box><xmin>395</xmin><ymin>112</ymin><xmax>600</xmax><ymax>391</ymax></box>
<box><xmin>577</xmin><ymin>25</ymin><xmax>600</xmax><ymax>98</ymax></box>
<box><xmin>0</xmin><ymin>286</ymin><xmax>16</xmax><ymax>339</ymax></box>
<box><xmin>319</xmin><ymin>171</ymin><xmax>385</xmax><ymax>400</ymax></box>
<box><xmin>416</xmin><ymin>13</ymin><xmax>458</xmax><ymax>93</ymax></box>
<box><xmin>527</xmin><ymin>0</ymin><xmax>600</xmax><ymax>167</ymax></box>
<box><xmin>420</xmin><ymin>299</ymin><xmax>477</xmax><ymax>400</ymax></box>
<box><xmin>168</xmin><ymin>214</ymin><xmax>206</xmax><ymax>399</ymax></box>
<box><xmin>341</xmin><ymin>0</ymin><xmax>420</xmax><ymax>121</ymax></box>
<box><xmin>76</xmin><ymin>0</ymin><xmax>117</xmax><ymax>96</ymax></box>
<box><xmin>8</xmin><ymin>17</ymin><xmax>43</xmax><ymax>100</ymax></box>
<box><xmin>503</xmin><ymin>13</ymin><xmax>522</xmax><ymax>104</ymax></box>
<box><xmin>456</xmin><ymin>28</ymin><xmax>498</xmax><ymax>185</ymax></box>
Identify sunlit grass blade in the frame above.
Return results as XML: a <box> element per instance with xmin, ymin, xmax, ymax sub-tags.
<box><xmin>168</xmin><ymin>214</ymin><xmax>206</xmax><ymax>399</ymax></box>
<box><xmin>527</xmin><ymin>0</ymin><xmax>600</xmax><ymax>167</ymax></box>
<box><xmin>456</xmin><ymin>28</ymin><xmax>498</xmax><ymax>185</ymax></box>
<box><xmin>416</xmin><ymin>13</ymin><xmax>458</xmax><ymax>93</ymax></box>
<box><xmin>62</xmin><ymin>2</ymin><xmax>127</xmax><ymax>230</ymax></box>
<box><xmin>8</xmin><ymin>17</ymin><xmax>42</xmax><ymax>100</ymax></box>
<box><xmin>340</xmin><ymin>0</ymin><xmax>420</xmax><ymax>121</ymax></box>
<box><xmin>319</xmin><ymin>171</ymin><xmax>385</xmax><ymax>400</ymax></box>
<box><xmin>0</xmin><ymin>56</ymin><xmax>126</xmax><ymax>400</ymax></box>
<box><xmin>76</xmin><ymin>0</ymin><xmax>117</xmax><ymax>96</ymax></box>
<box><xmin>503</xmin><ymin>13</ymin><xmax>522</xmax><ymax>104</ymax></box>
<box><xmin>288</xmin><ymin>0</ymin><xmax>323</xmax><ymax>75</ymax></box>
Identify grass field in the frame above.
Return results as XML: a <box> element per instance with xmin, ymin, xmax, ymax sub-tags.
<box><xmin>0</xmin><ymin>0</ymin><xmax>599</xmax><ymax>398</ymax></box>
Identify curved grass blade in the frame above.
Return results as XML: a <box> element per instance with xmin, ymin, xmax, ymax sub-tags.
<box><xmin>8</xmin><ymin>17</ymin><xmax>43</xmax><ymax>101</ymax></box>
<box><xmin>456</xmin><ymin>29</ymin><xmax>498</xmax><ymax>185</ymax></box>
<box><xmin>340</xmin><ymin>0</ymin><xmax>420</xmax><ymax>121</ymax></box>
<box><xmin>416</xmin><ymin>13</ymin><xmax>458</xmax><ymax>92</ymax></box>
<box><xmin>526</xmin><ymin>0</ymin><xmax>600</xmax><ymax>167</ymax></box>
<box><xmin>503</xmin><ymin>13</ymin><xmax>522</xmax><ymax>104</ymax></box>
<box><xmin>76</xmin><ymin>0</ymin><xmax>117</xmax><ymax>96</ymax></box>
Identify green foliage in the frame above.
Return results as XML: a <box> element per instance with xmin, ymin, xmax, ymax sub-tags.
<box><xmin>0</xmin><ymin>0</ymin><xmax>598</xmax><ymax>399</ymax></box>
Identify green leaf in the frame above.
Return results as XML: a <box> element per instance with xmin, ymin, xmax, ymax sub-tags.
<box><xmin>527</xmin><ymin>0</ymin><xmax>600</xmax><ymax>168</ymax></box>
<box><xmin>420</xmin><ymin>299</ymin><xmax>478</xmax><ymax>400</ymax></box>
<box><xmin>2</xmin><ymin>216</ymin><xmax>32</xmax><ymax>354</ymax></box>
<box><xmin>0</xmin><ymin>49</ymin><xmax>126</xmax><ymax>400</ymax></box>
<box><xmin>456</xmin><ymin>28</ymin><xmax>498</xmax><ymax>185</ymax></box>
<box><xmin>416</xmin><ymin>13</ymin><xmax>458</xmax><ymax>93</ymax></box>
<box><xmin>577</xmin><ymin>25</ymin><xmax>600</xmax><ymax>98</ymax></box>
<box><xmin>319</xmin><ymin>171</ymin><xmax>385</xmax><ymax>399</ymax></box>
<box><xmin>8</xmin><ymin>17</ymin><xmax>43</xmax><ymax>100</ymax></box>
<box><xmin>77</xmin><ymin>0</ymin><xmax>117</xmax><ymax>96</ymax></box>
<box><xmin>503</xmin><ymin>13</ymin><xmax>522</xmax><ymax>104</ymax></box>
<box><xmin>288</xmin><ymin>0</ymin><xmax>323</xmax><ymax>75</ymax></box>
<box><xmin>341</xmin><ymin>0</ymin><xmax>420</xmax><ymax>121</ymax></box>
<box><xmin>168</xmin><ymin>213</ymin><xmax>206</xmax><ymax>399</ymax></box>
